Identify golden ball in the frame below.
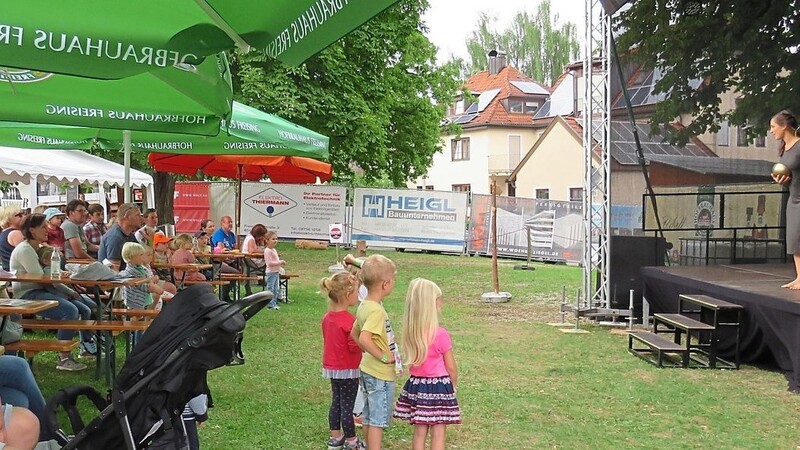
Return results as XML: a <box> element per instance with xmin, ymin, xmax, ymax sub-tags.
<box><xmin>772</xmin><ymin>163</ymin><xmax>791</xmax><ymax>177</ymax></box>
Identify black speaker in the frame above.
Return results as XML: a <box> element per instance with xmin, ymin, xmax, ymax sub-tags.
<box><xmin>606</xmin><ymin>235</ymin><xmax>666</xmax><ymax>318</ymax></box>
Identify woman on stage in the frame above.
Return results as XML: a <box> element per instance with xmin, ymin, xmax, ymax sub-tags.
<box><xmin>769</xmin><ymin>110</ymin><xmax>800</xmax><ymax>288</ymax></box>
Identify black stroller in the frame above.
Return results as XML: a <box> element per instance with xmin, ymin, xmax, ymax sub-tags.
<box><xmin>43</xmin><ymin>284</ymin><xmax>270</xmax><ymax>449</ymax></box>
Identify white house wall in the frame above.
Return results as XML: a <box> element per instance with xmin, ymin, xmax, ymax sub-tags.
<box><xmin>412</xmin><ymin>127</ymin><xmax>540</xmax><ymax>195</ymax></box>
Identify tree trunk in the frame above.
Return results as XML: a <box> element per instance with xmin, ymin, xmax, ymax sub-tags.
<box><xmin>153</xmin><ymin>171</ymin><xmax>175</xmax><ymax>225</ymax></box>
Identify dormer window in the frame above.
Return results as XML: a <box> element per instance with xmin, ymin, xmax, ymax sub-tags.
<box><xmin>504</xmin><ymin>97</ymin><xmax>539</xmax><ymax>114</ymax></box>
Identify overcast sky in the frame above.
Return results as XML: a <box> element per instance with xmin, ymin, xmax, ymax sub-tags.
<box><xmin>422</xmin><ymin>0</ymin><xmax>586</xmax><ymax>63</ymax></box>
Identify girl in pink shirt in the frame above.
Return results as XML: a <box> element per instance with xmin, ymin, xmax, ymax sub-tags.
<box><xmin>320</xmin><ymin>271</ymin><xmax>366</xmax><ymax>450</ymax></box>
<box><xmin>170</xmin><ymin>234</ymin><xmax>205</xmax><ymax>282</ymax></box>
<box><xmin>263</xmin><ymin>231</ymin><xmax>284</xmax><ymax>310</ymax></box>
<box><xmin>393</xmin><ymin>278</ymin><xmax>461</xmax><ymax>450</ymax></box>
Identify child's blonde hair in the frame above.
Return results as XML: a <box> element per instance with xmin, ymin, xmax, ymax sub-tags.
<box><xmin>266</xmin><ymin>230</ymin><xmax>278</xmax><ymax>240</ymax></box>
<box><xmin>121</xmin><ymin>242</ymin><xmax>145</xmax><ymax>263</ymax></box>
<box><xmin>173</xmin><ymin>233</ymin><xmax>193</xmax><ymax>249</ymax></box>
<box><xmin>36</xmin><ymin>244</ymin><xmax>55</xmax><ymax>264</ymax></box>
<box><xmin>401</xmin><ymin>278</ymin><xmax>442</xmax><ymax>366</ymax></box>
<box><xmin>360</xmin><ymin>254</ymin><xmax>396</xmax><ymax>289</ymax></box>
<box><xmin>319</xmin><ymin>271</ymin><xmax>358</xmax><ymax>305</ymax></box>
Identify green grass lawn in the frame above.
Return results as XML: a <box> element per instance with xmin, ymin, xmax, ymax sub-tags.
<box><xmin>32</xmin><ymin>245</ymin><xmax>800</xmax><ymax>449</ymax></box>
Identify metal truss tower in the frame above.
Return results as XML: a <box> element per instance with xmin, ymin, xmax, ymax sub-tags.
<box><xmin>582</xmin><ymin>0</ymin><xmax>612</xmax><ymax>308</ymax></box>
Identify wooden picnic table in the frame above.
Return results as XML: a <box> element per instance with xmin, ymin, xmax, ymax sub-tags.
<box><xmin>0</xmin><ymin>298</ymin><xmax>59</xmax><ymax>316</ymax></box>
<box><xmin>152</xmin><ymin>262</ymin><xmax>213</xmax><ymax>289</ymax></box>
<box><xmin>65</xmin><ymin>258</ymin><xmax>95</xmax><ymax>265</ymax></box>
<box><xmin>0</xmin><ymin>272</ymin><xmax>149</xmax><ymax>382</ymax></box>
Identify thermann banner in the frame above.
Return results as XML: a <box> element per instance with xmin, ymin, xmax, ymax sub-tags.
<box><xmin>351</xmin><ymin>188</ymin><xmax>468</xmax><ymax>252</ymax></box>
<box><xmin>467</xmin><ymin>194</ymin><xmax>583</xmax><ymax>263</ymax></box>
<box><xmin>240</xmin><ymin>183</ymin><xmax>346</xmax><ymax>240</ymax></box>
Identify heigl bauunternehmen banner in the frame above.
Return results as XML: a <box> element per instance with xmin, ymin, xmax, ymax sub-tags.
<box><xmin>467</xmin><ymin>194</ymin><xmax>583</xmax><ymax>263</ymax></box>
<box><xmin>351</xmin><ymin>188</ymin><xmax>468</xmax><ymax>252</ymax></box>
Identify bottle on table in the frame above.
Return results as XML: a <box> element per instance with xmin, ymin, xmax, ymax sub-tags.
<box><xmin>50</xmin><ymin>248</ymin><xmax>62</xmax><ymax>280</ymax></box>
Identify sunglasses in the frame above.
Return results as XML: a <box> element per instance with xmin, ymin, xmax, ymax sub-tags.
<box><xmin>14</xmin><ymin>212</ymin><xmax>25</xmax><ymax>217</ymax></box>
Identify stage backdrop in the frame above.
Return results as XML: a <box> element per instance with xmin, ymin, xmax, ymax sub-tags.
<box><xmin>467</xmin><ymin>194</ymin><xmax>583</xmax><ymax>263</ymax></box>
<box><xmin>351</xmin><ymin>188</ymin><xmax>468</xmax><ymax>252</ymax></box>
<box><xmin>239</xmin><ymin>183</ymin><xmax>346</xmax><ymax>240</ymax></box>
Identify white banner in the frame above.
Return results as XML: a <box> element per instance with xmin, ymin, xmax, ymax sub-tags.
<box><xmin>351</xmin><ymin>188</ymin><xmax>468</xmax><ymax>252</ymax></box>
<box><xmin>239</xmin><ymin>183</ymin><xmax>346</xmax><ymax>240</ymax></box>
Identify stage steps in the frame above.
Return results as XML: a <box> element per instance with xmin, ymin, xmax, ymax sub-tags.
<box><xmin>628</xmin><ymin>331</ymin><xmax>689</xmax><ymax>368</ymax></box>
<box><xmin>628</xmin><ymin>294</ymin><xmax>743</xmax><ymax>369</ymax></box>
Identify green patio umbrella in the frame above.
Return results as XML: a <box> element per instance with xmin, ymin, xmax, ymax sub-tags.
<box><xmin>1</xmin><ymin>0</ymin><xmax>401</xmax><ymax>79</ymax></box>
<box><xmin>0</xmin><ymin>53</ymin><xmax>232</xmax><ymax>135</ymax></box>
<box><xmin>0</xmin><ymin>53</ymin><xmax>233</xmax><ymax>201</ymax></box>
<box><xmin>0</xmin><ymin>102</ymin><xmax>328</xmax><ymax>159</ymax></box>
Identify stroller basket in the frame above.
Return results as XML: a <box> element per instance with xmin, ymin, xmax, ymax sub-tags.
<box><xmin>47</xmin><ymin>285</ymin><xmax>271</xmax><ymax>450</ymax></box>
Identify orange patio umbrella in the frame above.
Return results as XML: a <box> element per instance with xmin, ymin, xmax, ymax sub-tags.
<box><xmin>148</xmin><ymin>153</ymin><xmax>333</xmax><ymax>227</ymax></box>
<box><xmin>147</xmin><ymin>153</ymin><xmax>333</xmax><ymax>183</ymax></box>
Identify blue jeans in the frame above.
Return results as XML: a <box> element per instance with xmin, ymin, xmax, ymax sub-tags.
<box><xmin>360</xmin><ymin>372</ymin><xmax>395</xmax><ymax>428</ymax></box>
<box><xmin>73</xmin><ymin>294</ymin><xmax>97</xmax><ymax>342</ymax></box>
<box><xmin>265</xmin><ymin>272</ymin><xmax>280</xmax><ymax>308</ymax></box>
<box><xmin>21</xmin><ymin>289</ymin><xmax>80</xmax><ymax>341</ymax></box>
<box><xmin>0</xmin><ymin>355</ymin><xmax>49</xmax><ymax>440</ymax></box>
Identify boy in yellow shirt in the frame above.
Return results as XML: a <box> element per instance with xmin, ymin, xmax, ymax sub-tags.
<box><xmin>350</xmin><ymin>254</ymin><xmax>400</xmax><ymax>450</ymax></box>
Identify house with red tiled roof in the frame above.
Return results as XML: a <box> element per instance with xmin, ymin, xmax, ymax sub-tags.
<box><xmin>409</xmin><ymin>51</ymin><xmax>550</xmax><ymax>195</ymax></box>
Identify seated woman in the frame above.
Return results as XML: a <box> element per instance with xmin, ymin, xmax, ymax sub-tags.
<box><xmin>9</xmin><ymin>214</ymin><xmax>87</xmax><ymax>372</ymax></box>
<box><xmin>241</xmin><ymin>224</ymin><xmax>267</xmax><ymax>295</ymax></box>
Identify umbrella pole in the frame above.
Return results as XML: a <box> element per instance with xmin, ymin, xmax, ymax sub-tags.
<box><xmin>236</xmin><ymin>164</ymin><xmax>243</xmax><ymax>233</ymax></box>
<box><xmin>123</xmin><ymin>130</ymin><xmax>131</xmax><ymax>203</ymax></box>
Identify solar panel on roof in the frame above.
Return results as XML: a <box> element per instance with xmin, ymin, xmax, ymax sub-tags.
<box><xmin>477</xmin><ymin>89</ymin><xmax>500</xmax><ymax>112</ymax></box>
<box><xmin>509</xmin><ymin>80</ymin><xmax>550</xmax><ymax>95</ymax></box>
<box><xmin>534</xmin><ymin>99</ymin><xmax>552</xmax><ymax>118</ymax></box>
<box><xmin>465</xmin><ymin>103</ymin><xmax>478</xmax><ymax>114</ymax></box>
<box><xmin>453</xmin><ymin>113</ymin><xmax>478</xmax><ymax>124</ymax></box>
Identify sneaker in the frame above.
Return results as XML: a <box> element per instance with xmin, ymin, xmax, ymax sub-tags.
<box><xmin>353</xmin><ymin>414</ymin><xmax>363</xmax><ymax>428</ymax></box>
<box><xmin>345</xmin><ymin>438</ymin><xmax>366</xmax><ymax>450</ymax></box>
<box><xmin>327</xmin><ymin>436</ymin><xmax>345</xmax><ymax>450</ymax></box>
<box><xmin>56</xmin><ymin>357</ymin><xmax>87</xmax><ymax>372</ymax></box>
<box><xmin>269</xmin><ymin>305</ymin><xmax>280</xmax><ymax>310</ymax></box>
<box><xmin>79</xmin><ymin>339</ymin><xmax>97</xmax><ymax>358</ymax></box>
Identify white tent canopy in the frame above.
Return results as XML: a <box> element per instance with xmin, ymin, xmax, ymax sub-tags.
<box><xmin>0</xmin><ymin>146</ymin><xmax>153</xmax><ymax>188</ymax></box>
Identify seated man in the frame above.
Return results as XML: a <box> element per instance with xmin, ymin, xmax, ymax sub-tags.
<box><xmin>0</xmin><ymin>400</ymin><xmax>39</xmax><ymax>450</ymax></box>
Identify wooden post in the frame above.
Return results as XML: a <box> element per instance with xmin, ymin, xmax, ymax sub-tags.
<box><xmin>491</xmin><ymin>175</ymin><xmax>500</xmax><ymax>293</ymax></box>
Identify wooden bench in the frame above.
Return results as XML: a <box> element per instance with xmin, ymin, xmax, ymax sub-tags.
<box><xmin>183</xmin><ymin>279</ymin><xmax>230</xmax><ymax>286</ymax></box>
<box><xmin>20</xmin><ymin>319</ymin><xmax>150</xmax><ymax>334</ymax></box>
<box><xmin>628</xmin><ymin>331</ymin><xmax>688</xmax><ymax>368</ymax></box>
<box><xmin>20</xmin><ymin>319</ymin><xmax>150</xmax><ymax>384</ymax></box>
<box><xmin>111</xmin><ymin>308</ymin><xmax>159</xmax><ymax>319</ymax></box>
<box><xmin>5</xmin><ymin>339</ymin><xmax>79</xmax><ymax>368</ymax></box>
<box><xmin>280</xmin><ymin>274</ymin><xmax>299</xmax><ymax>303</ymax></box>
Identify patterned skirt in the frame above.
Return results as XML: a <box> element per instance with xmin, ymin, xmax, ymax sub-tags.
<box><xmin>393</xmin><ymin>375</ymin><xmax>461</xmax><ymax>425</ymax></box>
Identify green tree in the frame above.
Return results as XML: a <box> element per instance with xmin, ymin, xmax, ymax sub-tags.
<box><xmin>463</xmin><ymin>0</ymin><xmax>580</xmax><ymax>85</ymax></box>
<box><xmin>232</xmin><ymin>0</ymin><xmax>461</xmax><ymax>186</ymax></box>
<box><xmin>617</xmin><ymin>1</ymin><xmax>800</xmax><ymax>145</ymax></box>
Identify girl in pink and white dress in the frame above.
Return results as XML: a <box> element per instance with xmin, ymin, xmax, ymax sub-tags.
<box><xmin>393</xmin><ymin>278</ymin><xmax>461</xmax><ymax>450</ymax></box>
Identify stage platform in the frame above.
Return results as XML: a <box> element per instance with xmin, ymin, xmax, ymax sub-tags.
<box><xmin>641</xmin><ymin>263</ymin><xmax>800</xmax><ymax>392</ymax></box>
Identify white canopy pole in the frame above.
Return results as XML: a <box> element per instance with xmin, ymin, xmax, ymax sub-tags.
<box><xmin>123</xmin><ymin>130</ymin><xmax>131</xmax><ymax>203</ymax></box>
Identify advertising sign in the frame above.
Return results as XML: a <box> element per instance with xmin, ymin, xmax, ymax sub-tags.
<box><xmin>240</xmin><ymin>183</ymin><xmax>346</xmax><ymax>240</ymax></box>
<box><xmin>467</xmin><ymin>194</ymin><xmax>583</xmax><ymax>263</ymax></box>
<box><xmin>173</xmin><ymin>182</ymin><xmax>211</xmax><ymax>233</ymax></box>
<box><xmin>351</xmin><ymin>188</ymin><xmax>467</xmax><ymax>252</ymax></box>
<box><xmin>329</xmin><ymin>223</ymin><xmax>344</xmax><ymax>244</ymax></box>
